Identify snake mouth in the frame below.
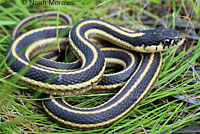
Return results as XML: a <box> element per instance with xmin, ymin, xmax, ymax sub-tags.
<box><xmin>162</xmin><ymin>37</ymin><xmax>184</xmax><ymax>48</ymax></box>
<box><xmin>161</xmin><ymin>37</ymin><xmax>184</xmax><ymax>51</ymax></box>
<box><xmin>140</xmin><ymin>37</ymin><xmax>185</xmax><ymax>52</ymax></box>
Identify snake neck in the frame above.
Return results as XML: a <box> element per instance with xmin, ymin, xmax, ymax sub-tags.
<box><xmin>70</xmin><ymin>18</ymin><xmax>184</xmax><ymax>53</ymax></box>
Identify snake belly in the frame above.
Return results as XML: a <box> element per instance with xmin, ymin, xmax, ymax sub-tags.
<box><xmin>5</xmin><ymin>11</ymin><xmax>184</xmax><ymax>129</ymax></box>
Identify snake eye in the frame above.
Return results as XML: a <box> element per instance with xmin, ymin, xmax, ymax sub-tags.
<box><xmin>162</xmin><ymin>39</ymin><xmax>172</xmax><ymax>46</ymax></box>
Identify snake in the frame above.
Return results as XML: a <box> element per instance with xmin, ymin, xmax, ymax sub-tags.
<box><xmin>5</xmin><ymin>11</ymin><xmax>185</xmax><ymax>129</ymax></box>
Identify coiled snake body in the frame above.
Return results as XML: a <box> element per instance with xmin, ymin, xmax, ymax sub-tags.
<box><xmin>5</xmin><ymin>11</ymin><xmax>184</xmax><ymax>129</ymax></box>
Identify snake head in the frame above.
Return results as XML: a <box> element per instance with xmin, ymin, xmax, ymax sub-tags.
<box><xmin>140</xmin><ymin>28</ymin><xmax>185</xmax><ymax>52</ymax></box>
<box><xmin>159</xmin><ymin>29</ymin><xmax>184</xmax><ymax>48</ymax></box>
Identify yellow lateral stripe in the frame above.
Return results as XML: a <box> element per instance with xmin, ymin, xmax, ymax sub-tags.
<box><xmin>12</xmin><ymin>11</ymin><xmax>72</xmax><ymax>38</ymax></box>
<box><xmin>80</xmin><ymin>20</ymin><xmax>145</xmax><ymax>37</ymax></box>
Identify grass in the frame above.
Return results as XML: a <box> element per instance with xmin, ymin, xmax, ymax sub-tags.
<box><xmin>0</xmin><ymin>0</ymin><xmax>200</xmax><ymax>133</ymax></box>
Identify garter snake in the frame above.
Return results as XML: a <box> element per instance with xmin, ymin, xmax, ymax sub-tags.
<box><xmin>5</xmin><ymin>11</ymin><xmax>185</xmax><ymax>129</ymax></box>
